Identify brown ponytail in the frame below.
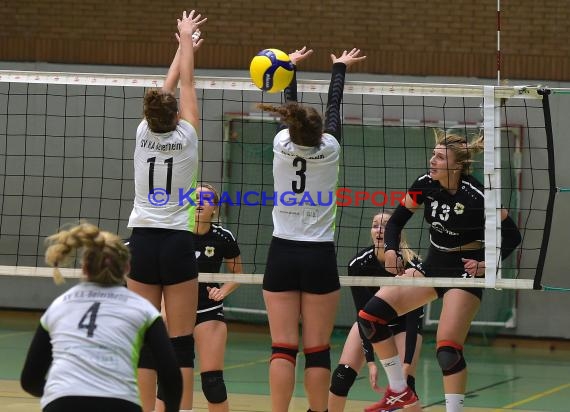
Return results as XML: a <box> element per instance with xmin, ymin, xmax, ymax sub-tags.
<box><xmin>258</xmin><ymin>102</ymin><xmax>323</xmax><ymax>147</ymax></box>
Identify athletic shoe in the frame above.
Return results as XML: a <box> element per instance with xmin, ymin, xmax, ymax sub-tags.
<box><xmin>364</xmin><ymin>386</ymin><xmax>418</xmax><ymax>412</ymax></box>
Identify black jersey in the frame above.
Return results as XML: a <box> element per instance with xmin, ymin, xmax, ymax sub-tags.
<box><xmin>348</xmin><ymin>246</ymin><xmax>421</xmax><ymax>311</ymax></box>
<box><xmin>194</xmin><ymin>224</ymin><xmax>240</xmax><ymax>312</ymax></box>
<box><xmin>348</xmin><ymin>246</ymin><xmax>423</xmax><ymax>363</ymax></box>
<box><xmin>409</xmin><ymin>173</ymin><xmax>485</xmax><ymax>251</ymax></box>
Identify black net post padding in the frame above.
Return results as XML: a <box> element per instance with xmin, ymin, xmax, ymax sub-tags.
<box><xmin>534</xmin><ymin>88</ymin><xmax>556</xmax><ymax>290</ymax></box>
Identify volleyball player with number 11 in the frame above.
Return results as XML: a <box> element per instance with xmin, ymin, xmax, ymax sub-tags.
<box><xmin>126</xmin><ymin>9</ymin><xmax>206</xmax><ymax>412</ymax></box>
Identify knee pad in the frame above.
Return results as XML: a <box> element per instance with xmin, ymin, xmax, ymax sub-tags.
<box><xmin>304</xmin><ymin>345</ymin><xmax>331</xmax><ymax>370</ymax></box>
<box><xmin>436</xmin><ymin>340</ymin><xmax>466</xmax><ymax>376</ymax></box>
<box><xmin>329</xmin><ymin>364</ymin><xmax>357</xmax><ymax>397</ymax></box>
<box><xmin>138</xmin><ymin>343</ymin><xmax>156</xmax><ymax>370</ymax></box>
<box><xmin>357</xmin><ymin>297</ymin><xmax>397</xmax><ymax>343</ymax></box>
<box><xmin>172</xmin><ymin>334</ymin><xmax>195</xmax><ymax>368</ymax></box>
<box><xmin>271</xmin><ymin>343</ymin><xmax>298</xmax><ymax>365</ymax></box>
<box><xmin>201</xmin><ymin>370</ymin><xmax>227</xmax><ymax>404</ymax></box>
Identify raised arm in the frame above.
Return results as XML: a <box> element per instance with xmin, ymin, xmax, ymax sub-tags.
<box><xmin>163</xmin><ymin>30</ymin><xmax>204</xmax><ymax>95</ymax></box>
<box><xmin>324</xmin><ymin>48</ymin><xmax>366</xmax><ymax>142</ymax></box>
<box><xmin>283</xmin><ymin>46</ymin><xmax>313</xmax><ymax>103</ymax></box>
<box><xmin>272</xmin><ymin>47</ymin><xmax>314</xmax><ymax>132</ymax></box>
<box><xmin>177</xmin><ymin>10</ymin><xmax>207</xmax><ymax>130</ymax></box>
<box><xmin>162</xmin><ymin>48</ymin><xmax>182</xmax><ymax>95</ymax></box>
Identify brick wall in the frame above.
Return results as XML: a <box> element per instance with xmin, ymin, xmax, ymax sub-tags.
<box><xmin>1</xmin><ymin>0</ymin><xmax>569</xmax><ymax>80</ymax></box>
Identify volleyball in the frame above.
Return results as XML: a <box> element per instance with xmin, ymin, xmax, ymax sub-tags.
<box><xmin>249</xmin><ymin>48</ymin><xmax>295</xmax><ymax>93</ymax></box>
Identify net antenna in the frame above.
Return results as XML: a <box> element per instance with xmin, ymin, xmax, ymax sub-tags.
<box><xmin>497</xmin><ymin>0</ymin><xmax>501</xmax><ymax>85</ymax></box>
<box><xmin>0</xmin><ymin>70</ymin><xmax>557</xmax><ymax>326</ymax></box>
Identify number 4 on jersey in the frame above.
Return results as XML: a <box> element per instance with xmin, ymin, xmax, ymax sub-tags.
<box><xmin>78</xmin><ymin>302</ymin><xmax>101</xmax><ymax>337</ymax></box>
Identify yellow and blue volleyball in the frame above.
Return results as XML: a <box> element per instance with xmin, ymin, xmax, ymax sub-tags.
<box><xmin>249</xmin><ymin>48</ymin><xmax>294</xmax><ymax>93</ymax></box>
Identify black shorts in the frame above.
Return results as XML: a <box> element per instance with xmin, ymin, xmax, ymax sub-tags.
<box><xmin>44</xmin><ymin>396</ymin><xmax>141</xmax><ymax>412</ymax></box>
<box><xmin>263</xmin><ymin>237</ymin><xmax>340</xmax><ymax>294</ymax></box>
<box><xmin>388</xmin><ymin>307</ymin><xmax>424</xmax><ymax>335</ymax></box>
<box><xmin>128</xmin><ymin>228</ymin><xmax>198</xmax><ymax>285</ymax></box>
<box><xmin>196</xmin><ymin>307</ymin><xmax>225</xmax><ymax>325</ymax></box>
<box><xmin>417</xmin><ymin>247</ymin><xmax>484</xmax><ymax>300</ymax></box>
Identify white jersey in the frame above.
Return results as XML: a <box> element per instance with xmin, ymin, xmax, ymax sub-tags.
<box><xmin>39</xmin><ymin>282</ymin><xmax>160</xmax><ymax>409</ymax></box>
<box><xmin>272</xmin><ymin>129</ymin><xmax>340</xmax><ymax>242</ymax></box>
<box><xmin>128</xmin><ymin>119</ymin><xmax>198</xmax><ymax>231</ymax></box>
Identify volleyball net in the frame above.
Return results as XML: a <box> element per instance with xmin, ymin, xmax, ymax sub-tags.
<box><xmin>0</xmin><ymin>70</ymin><xmax>557</xmax><ymax>329</ymax></box>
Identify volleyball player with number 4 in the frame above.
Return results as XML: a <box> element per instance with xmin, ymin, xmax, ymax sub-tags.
<box><xmin>20</xmin><ymin>223</ymin><xmax>182</xmax><ymax>412</ymax></box>
<box><xmin>126</xmin><ymin>9</ymin><xmax>206</xmax><ymax>412</ymax></box>
<box><xmin>258</xmin><ymin>47</ymin><xmax>365</xmax><ymax>412</ymax></box>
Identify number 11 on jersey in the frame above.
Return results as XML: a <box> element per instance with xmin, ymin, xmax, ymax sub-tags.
<box><xmin>147</xmin><ymin>157</ymin><xmax>173</xmax><ymax>194</ymax></box>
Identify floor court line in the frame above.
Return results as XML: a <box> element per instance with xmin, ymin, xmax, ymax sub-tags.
<box><xmin>423</xmin><ymin>377</ymin><xmax>521</xmax><ymax>408</ymax></box>
<box><xmin>2</xmin><ymin>315</ymin><xmax>569</xmax><ymax>411</ymax></box>
<box><xmin>0</xmin><ymin>331</ymin><xmax>31</xmax><ymax>341</ymax></box>
<box><xmin>0</xmin><ymin>379</ymin><xmax>564</xmax><ymax>412</ymax></box>
<box><xmin>492</xmin><ymin>382</ymin><xmax>570</xmax><ymax>411</ymax></box>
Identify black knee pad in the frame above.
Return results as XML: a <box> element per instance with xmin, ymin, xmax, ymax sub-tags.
<box><xmin>172</xmin><ymin>334</ymin><xmax>195</xmax><ymax>368</ymax></box>
<box><xmin>329</xmin><ymin>364</ymin><xmax>357</xmax><ymax>397</ymax></box>
<box><xmin>201</xmin><ymin>370</ymin><xmax>227</xmax><ymax>404</ymax></box>
<box><xmin>436</xmin><ymin>341</ymin><xmax>466</xmax><ymax>376</ymax></box>
<box><xmin>157</xmin><ymin>335</ymin><xmax>195</xmax><ymax>403</ymax></box>
<box><xmin>271</xmin><ymin>343</ymin><xmax>298</xmax><ymax>365</ymax></box>
<box><xmin>138</xmin><ymin>343</ymin><xmax>157</xmax><ymax>370</ymax></box>
<box><xmin>304</xmin><ymin>345</ymin><xmax>331</xmax><ymax>370</ymax></box>
<box><xmin>357</xmin><ymin>297</ymin><xmax>397</xmax><ymax>343</ymax></box>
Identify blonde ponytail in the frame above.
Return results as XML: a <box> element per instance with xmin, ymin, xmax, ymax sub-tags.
<box><xmin>434</xmin><ymin>129</ymin><xmax>484</xmax><ymax>174</ymax></box>
<box><xmin>45</xmin><ymin>223</ymin><xmax>129</xmax><ymax>286</ymax></box>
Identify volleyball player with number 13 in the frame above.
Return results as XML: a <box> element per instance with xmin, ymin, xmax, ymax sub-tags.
<box><xmin>358</xmin><ymin>130</ymin><xmax>522</xmax><ymax>412</ymax></box>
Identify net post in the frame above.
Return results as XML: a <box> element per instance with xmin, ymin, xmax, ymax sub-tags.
<box><xmin>483</xmin><ymin>86</ymin><xmax>501</xmax><ymax>288</ymax></box>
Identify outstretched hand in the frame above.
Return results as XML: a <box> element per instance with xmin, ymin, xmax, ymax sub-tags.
<box><xmin>331</xmin><ymin>48</ymin><xmax>367</xmax><ymax>67</ymax></box>
<box><xmin>177</xmin><ymin>10</ymin><xmax>207</xmax><ymax>37</ymax></box>
<box><xmin>175</xmin><ymin>28</ymin><xmax>204</xmax><ymax>51</ymax></box>
<box><xmin>288</xmin><ymin>46</ymin><xmax>314</xmax><ymax>65</ymax></box>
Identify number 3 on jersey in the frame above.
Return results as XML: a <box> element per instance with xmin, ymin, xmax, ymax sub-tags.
<box><xmin>292</xmin><ymin>157</ymin><xmax>306</xmax><ymax>194</ymax></box>
<box><xmin>78</xmin><ymin>302</ymin><xmax>101</xmax><ymax>337</ymax></box>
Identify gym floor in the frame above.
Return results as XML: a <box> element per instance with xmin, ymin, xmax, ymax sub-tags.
<box><xmin>1</xmin><ymin>311</ymin><xmax>569</xmax><ymax>412</ymax></box>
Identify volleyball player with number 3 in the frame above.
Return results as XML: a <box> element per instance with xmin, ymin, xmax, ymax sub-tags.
<box><xmin>258</xmin><ymin>47</ymin><xmax>365</xmax><ymax>412</ymax></box>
